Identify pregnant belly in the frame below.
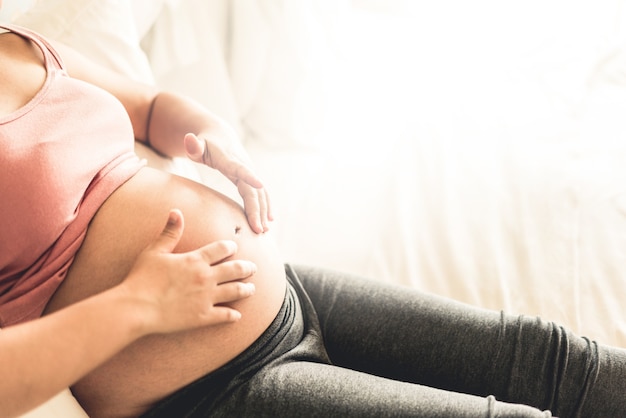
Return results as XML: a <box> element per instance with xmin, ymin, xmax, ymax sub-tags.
<box><xmin>43</xmin><ymin>167</ymin><xmax>287</xmax><ymax>418</ymax></box>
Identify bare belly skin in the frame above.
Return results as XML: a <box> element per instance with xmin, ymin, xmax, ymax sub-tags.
<box><xmin>43</xmin><ymin>167</ymin><xmax>287</xmax><ymax>417</ymax></box>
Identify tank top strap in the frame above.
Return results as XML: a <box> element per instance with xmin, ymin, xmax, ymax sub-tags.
<box><xmin>0</xmin><ymin>23</ymin><xmax>65</xmax><ymax>72</ymax></box>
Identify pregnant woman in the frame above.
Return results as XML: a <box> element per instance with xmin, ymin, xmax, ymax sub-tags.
<box><xmin>1</xmin><ymin>21</ymin><xmax>625</xmax><ymax>418</ymax></box>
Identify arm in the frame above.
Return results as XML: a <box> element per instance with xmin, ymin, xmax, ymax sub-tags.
<box><xmin>49</xmin><ymin>41</ymin><xmax>272</xmax><ymax>232</ymax></box>
<box><xmin>0</xmin><ymin>210</ymin><xmax>256</xmax><ymax>418</ymax></box>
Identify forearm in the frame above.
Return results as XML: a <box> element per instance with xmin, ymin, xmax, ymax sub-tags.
<box><xmin>143</xmin><ymin>92</ymin><xmax>237</xmax><ymax>159</ymax></box>
<box><xmin>140</xmin><ymin>92</ymin><xmax>269</xmax><ymax>232</ymax></box>
<box><xmin>0</xmin><ymin>285</ymin><xmax>147</xmax><ymax>417</ymax></box>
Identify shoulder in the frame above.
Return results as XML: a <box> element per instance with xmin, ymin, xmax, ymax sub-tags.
<box><xmin>0</xmin><ymin>32</ymin><xmax>47</xmax><ymax>117</ymax></box>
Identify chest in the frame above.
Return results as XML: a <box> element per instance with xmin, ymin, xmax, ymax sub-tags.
<box><xmin>0</xmin><ymin>33</ymin><xmax>47</xmax><ymax>118</ymax></box>
<box><xmin>0</xmin><ymin>52</ymin><xmax>135</xmax><ymax>281</ymax></box>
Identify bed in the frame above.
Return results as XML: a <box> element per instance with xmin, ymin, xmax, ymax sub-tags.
<box><xmin>4</xmin><ymin>0</ymin><xmax>626</xmax><ymax>416</ymax></box>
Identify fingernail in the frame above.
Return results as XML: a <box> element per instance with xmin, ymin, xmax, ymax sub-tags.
<box><xmin>224</xmin><ymin>240</ymin><xmax>237</xmax><ymax>252</ymax></box>
<box><xmin>245</xmin><ymin>282</ymin><xmax>256</xmax><ymax>294</ymax></box>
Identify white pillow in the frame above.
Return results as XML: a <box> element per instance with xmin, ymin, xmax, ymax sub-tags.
<box><xmin>139</xmin><ymin>0</ymin><xmax>244</xmax><ymax>135</ymax></box>
<box><xmin>0</xmin><ymin>0</ymin><xmax>35</xmax><ymax>22</ymax></box>
<box><xmin>13</xmin><ymin>0</ymin><xmax>155</xmax><ymax>83</ymax></box>
<box><xmin>228</xmin><ymin>1</ymin><xmax>334</xmax><ymax>148</ymax></box>
<box><xmin>130</xmin><ymin>0</ymin><xmax>169</xmax><ymax>40</ymax></box>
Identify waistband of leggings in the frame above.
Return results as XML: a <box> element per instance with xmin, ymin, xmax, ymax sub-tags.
<box><xmin>141</xmin><ymin>266</ymin><xmax>304</xmax><ymax>417</ymax></box>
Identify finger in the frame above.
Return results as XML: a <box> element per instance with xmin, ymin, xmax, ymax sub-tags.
<box><xmin>258</xmin><ymin>193</ymin><xmax>268</xmax><ymax>232</ymax></box>
<box><xmin>266</xmin><ymin>190</ymin><xmax>274</xmax><ymax>222</ymax></box>
<box><xmin>183</xmin><ymin>133</ymin><xmax>205</xmax><ymax>163</ymax></box>
<box><xmin>238</xmin><ymin>183</ymin><xmax>263</xmax><ymax>233</ymax></box>
<box><xmin>212</xmin><ymin>259</ymin><xmax>258</xmax><ymax>283</ymax></box>
<box><xmin>198</xmin><ymin>240</ymin><xmax>238</xmax><ymax>265</ymax></box>
<box><xmin>187</xmin><ymin>134</ymin><xmax>265</xmax><ymax>190</ymax></box>
<box><xmin>207</xmin><ymin>306</ymin><xmax>243</xmax><ymax>323</ymax></box>
<box><xmin>258</xmin><ymin>188</ymin><xmax>271</xmax><ymax>229</ymax></box>
<box><xmin>230</xmin><ymin>167</ymin><xmax>270</xmax><ymax>219</ymax></box>
<box><xmin>147</xmin><ymin>209</ymin><xmax>185</xmax><ymax>254</ymax></box>
<box><xmin>214</xmin><ymin>281</ymin><xmax>256</xmax><ymax>304</ymax></box>
<box><xmin>252</xmin><ymin>188</ymin><xmax>268</xmax><ymax>232</ymax></box>
<box><xmin>232</xmin><ymin>165</ymin><xmax>264</xmax><ymax>189</ymax></box>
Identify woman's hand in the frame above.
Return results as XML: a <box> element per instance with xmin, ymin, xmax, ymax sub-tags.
<box><xmin>120</xmin><ymin>209</ymin><xmax>257</xmax><ymax>335</ymax></box>
<box><xmin>184</xmin><ymin>132</ymin><xmax>272</xmax><ymax>233</ymax></box>
<box><xmin>0</xmin><ymin>209</ymin><xmax>256</xmax><ymax>415</ymax></box>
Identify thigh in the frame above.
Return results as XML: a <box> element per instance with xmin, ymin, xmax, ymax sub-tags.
<box><xmin>291</xmin><ymin>264</ymin><xmax>507</xmax><ymax>397</ymax></box>
<box><xmin>214</xmin><ymin>361</ymin><xmax>551</xmax><ymax>418</ymax></box>
<box><xmin>291</xmin><ymin>265</ymin><xmax>626</xmax><ymax>418</ymax></box>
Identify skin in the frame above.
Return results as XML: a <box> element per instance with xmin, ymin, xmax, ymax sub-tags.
<box><xmin>0</xmin><ymin>209</ymin><xmax>258</xmax><ymax>418</ymax></box>
<box><xmin>45</xmin><ymin>167</ymin><xmax>286</xmax><ymax>417</ymax></box>
<box><xmin>0</xmin><ymin>13</ymin><xmax>285</xmax><ymax>418</ymax></box>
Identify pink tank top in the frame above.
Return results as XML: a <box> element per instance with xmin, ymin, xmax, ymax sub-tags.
<box><xmin>0</xmin><ymin>24</ymin><xmax>145</xmax><ymax>326</ymax></box>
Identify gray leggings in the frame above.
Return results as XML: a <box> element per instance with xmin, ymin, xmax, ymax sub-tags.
<box><xmin>142</xmin><ymin>264</ymin><xmax>626</xmax><ymax>417</ymax></box>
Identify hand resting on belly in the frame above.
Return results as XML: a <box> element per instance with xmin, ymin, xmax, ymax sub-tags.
<box><xmin>43</xmin><ymin>167</ymin><xmax>287</xmax><ymax>418</ymax></box>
